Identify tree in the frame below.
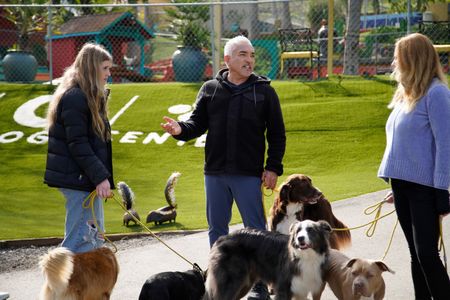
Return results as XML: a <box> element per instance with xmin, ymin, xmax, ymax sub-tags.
<box><xmin>50</xmin><ymin>0</ymin><xmax>126</xmax><ymax>22</ymax></box>
<box><xmin>343</xmin><ymin>0</ymin><xmax>443</xmax><ymax>75</ymax></box>
<box><xmin>343</xmin><ymin>0</ymin><xmax>363</xmax><ymax>75</ymax></box>
<box><xmin>166</xmin><ymin>0</ymin><xmax>210</xmax><ymax>49</ymax></box>
<box><xmin>3</xmin><ymin>0</ymin><xmax>47</xmax><ymax>51</ymax></box>
<box><xmin>368</xmin><ymin>0</ymin><xmax>446</xmax><ymax>14</ymax></box>
<box><xmin>307</xmin><ymin>0</ymin><xmax>346</xmax><ymax>33</ymax></box>
<box><xmin>388</xmin><ymin>0</ymin><xmax>445</xmax><ymax>12</ymax></box>
<box><xmin>372</xmin><ymin>0</ymin><xmax>381</xmax><ymax>14</ymax></box>
<box><xmin>62</xmin><ymin>0</ymin><xmax>110</xmax><ymax>16</ymax></box>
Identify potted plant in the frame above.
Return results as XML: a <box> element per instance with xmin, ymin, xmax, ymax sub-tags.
<box><xmin>1</xmin><ymin>4</ymin><xmax>46</xmax><ymax>82</ymax></box>
<box><xmin>166</xmin><ymin>0</ymin><xmax>210</xmax><ymax>82</ymax></box>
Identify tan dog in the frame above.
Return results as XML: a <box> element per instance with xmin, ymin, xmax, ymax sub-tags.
<box><xmin>324</xmin><ymin>249</ymin><xmax>394</xmax><ymax>300</ymax></box>
<box><xmin>39</xmin><ymin>247</ymin><xmax>119</xmax><ymax>300</ymax></box>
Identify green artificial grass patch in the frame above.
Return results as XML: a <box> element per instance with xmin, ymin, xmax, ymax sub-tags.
<box><xmin>0</xmin><ymin>77</ymin><xmax>399</xmax><ymax>240</ymax></box>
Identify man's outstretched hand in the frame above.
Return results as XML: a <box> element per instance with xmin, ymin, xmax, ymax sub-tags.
<box><xmin>161</xmin><ymin>116</ymin><xmax>182</xmax><ymax>136</ymax></box>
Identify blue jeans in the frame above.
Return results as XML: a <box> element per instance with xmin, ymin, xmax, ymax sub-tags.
<box><xmin>59</xmin><ymin>188</ymin><xmax>105</xmax><ymax>253</ymax></box>
<box><xmin>391</xmin><ymin>179</ymin><xmax>450</xmax><ymax>300</ymax></box>
<box><xmin>205</xmin><ymin>174</ymin><xmax>266</xmax><ymax>247</ymax></box>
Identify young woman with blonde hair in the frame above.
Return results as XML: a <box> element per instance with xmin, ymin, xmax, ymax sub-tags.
<box><xmin>44</xmin><ymin>43</ymin><xmax>114</xmax><ymax>253</ymax></box>
<box><xmin>378</xmin><ymin>33</ymin><xmax>450</xmax><ymax>299</ymax></box>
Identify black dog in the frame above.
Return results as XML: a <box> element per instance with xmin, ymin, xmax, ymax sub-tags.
<box><xmin>138</xmin><ymin>268</ymin><xmax>206</xmax><ymax>300</ymax></box>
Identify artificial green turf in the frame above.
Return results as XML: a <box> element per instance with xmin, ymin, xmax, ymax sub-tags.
<box><xmin>0</xmin><ymin>77</ymin><xmax>402</xmax><ymax>239</ymax></box>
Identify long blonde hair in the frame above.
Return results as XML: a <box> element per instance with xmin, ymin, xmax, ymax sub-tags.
<box><xmin>389</xmin><ymin>33</ymin><xmax>447</xmax><ymax>112</ymax></box>
<box><xmin>47</xmin><ymin>43</ymin><xmax>113</xmax><ymax>140</ymax></box>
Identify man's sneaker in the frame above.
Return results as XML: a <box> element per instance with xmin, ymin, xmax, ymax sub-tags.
<box><xmin>0</xmin><ymin>292</ymin><xmax>10</xmax><ymax>300</ymax></box>
<box><xmin>247</xmin><ymin>281</ymin><xmax>270</xmax><ymax>300</ymax></box>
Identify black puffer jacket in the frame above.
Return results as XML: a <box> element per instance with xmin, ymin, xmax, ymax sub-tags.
<box><xmin>44</xmin><ymin>87</ymin><xmax>114</xmax><ymax>192</ymax></box>
<box><xmin>175</xmin><ymin>69</ymin><xmax>286</xmax><ymax>176</ymax></box>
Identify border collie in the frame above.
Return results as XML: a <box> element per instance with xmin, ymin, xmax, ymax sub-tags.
<box><xmin>204</xmin><ymin>220</ymin><xmax>331</xmax><ymax>300</ymax></box>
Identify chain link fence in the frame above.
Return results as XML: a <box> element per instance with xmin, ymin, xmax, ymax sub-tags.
<box><xmin>0</xmin><ymin>1</ymin><xmax>449</xmax><ymax>84</ymax></box>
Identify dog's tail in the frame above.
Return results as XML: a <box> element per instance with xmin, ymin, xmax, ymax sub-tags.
<box><xmin>331</xmin><ymin>215</ymin><xmax>352</xmax><ymax>250</ymax></box>
<box><xmin>39</xmin><ymin>247</ymin><xmax>74</xmax><ymax>298</ymax></box>
<box><xmin>164</xmin><ymin>172</ymin><xmax>181</xmax><ymax>208</ymax></box>
<box><xmin>117</xmin><ymin>181</ymin><xmax>135</xmax><ymax>210</ymax></box>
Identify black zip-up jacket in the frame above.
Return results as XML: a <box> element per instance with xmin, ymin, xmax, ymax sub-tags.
<box><xmin>44</xmin><ymin>87</ymin><xmax>114</xmax><ymax>192</ymax></box>
<box><xmin>175</xmin><ymin>69</ymin><xmax>286</xmax><ymax>176</ymax></box>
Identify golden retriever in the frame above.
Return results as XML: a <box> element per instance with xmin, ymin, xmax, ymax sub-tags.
<box><xmin>39</xmin><ymin>247</ymin><xmax>119</xmax><ymax>300</ymax></box>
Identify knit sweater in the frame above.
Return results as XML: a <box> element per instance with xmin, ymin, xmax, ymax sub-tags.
<box><xmin>378</xmin><ymin>79</ymin><xmax>450</xmax><ymax>190</ymax></box>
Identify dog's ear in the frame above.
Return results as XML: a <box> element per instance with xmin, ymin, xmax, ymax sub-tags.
<box><xmin>345</xmin><ymin>258</ymin><xmax>358</xmax><ymax>268</ymax></box>
<box><xmin>200</xmin><ymin>268</ymin><xmax>208</xmax><ymax>281</ymax></box>
<box><xmin>319</xmin><ymin>220</ymin><xmax>332</xmax><ymax>233</ymax></box>
<box><xmin>374</xmin><ymin>261</ymin><xmax>395</xmax><ymax>274</ymax></box>
<box><xmin>289</xmin><ymin>221</ymin><xmax>299</xmax><ymax>234</ymax></box>
<box><xmin>279</xmin><ymin>184</ymin><xmax>290</xmax><ymax>202</ymax></box>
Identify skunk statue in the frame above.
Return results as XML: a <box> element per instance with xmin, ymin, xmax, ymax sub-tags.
<box><xmin>117</xmin><ymin>181</ymin><xmax>141</xmax><ymax>226</ymax></box>
<box><xmin>146</xmin><ymin>172</ymin><xmax>181</xmax><ymax>225</ymax></box>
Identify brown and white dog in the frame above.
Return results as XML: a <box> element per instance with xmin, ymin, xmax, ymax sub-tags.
<box><xmin>269</xmin><ymin>174</ymin><xmax>351</xmax><ymax>250</ymax></box>
<box><xmin>324</xmin><ymin>249</ymin><xmax>394</xmax><ymax>300</ymax></box>
<box><xmin>39</xmin><ymin>247</ymin><xmax>119</xmax><ymax>300</ymax></box>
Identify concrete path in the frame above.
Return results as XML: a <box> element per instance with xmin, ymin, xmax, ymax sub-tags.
<box><xmin>1</xmin><ymin>189</ymin><xmax>449</xmax><ymax>299</ymax></box>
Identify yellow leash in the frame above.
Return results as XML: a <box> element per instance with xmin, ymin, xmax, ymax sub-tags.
<box><xmin>261</xmin><ymin>185</ymin><xmax>280</xmax><ymax>222</ymax></box>
<box><xmin>332</xmin><ymin>200</ymin><xmax>396</xmax><ymax>236</ymax></box>
<box><xmin>82</xmin><ymin>191</ymin><xmax>204</xmax><ymax>274</ymax></box>
<box><xmin>261</xmin><ymin>185</ymin><xmax>273</xmax><ymax>222</ymax></box>
<box><xmin>380</xmin><ymin>218</ymin><xmax>399</xmax><ymax>261</ymax></box>
<box><xmin>362</xmin><ymin>200</ymin><xmax>396</xmax><ymax>237</ymax></box>
<box><xmin>82</xmin><ymin>191</ymin><xmax>117</xmax><ymax>253</ymax></box>
<box><xmin>332</xmin><ymin>200</ymin><xmax>447</xmax><ymax>265</ymax></box>
<box><xmin>109</xmin><ymin>192</ymin><xmax>203</xmax><ymax>272</ymax></box>
<box><xmin>331</xmin><ymin>199</ymin><xmax>398</xmax><ymax>261</ymax></box>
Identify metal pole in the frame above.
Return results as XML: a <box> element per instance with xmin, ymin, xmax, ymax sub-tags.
<box><xmin>363</xmin><ymin>0</ymin><xmax>368</xmax><ymax>29</ymax></box>
<box><xmin>327</xmin><ymin>0</ymin><xmax>334</xmax><ymax>77</ymax></box>
<box><xmin>47</xmin><ymin>4</ymin><xmax>53</xmax><ymax>84</ymax></box>
<box><xmin>407</xmin><ymin>0</ymin><xmax>411</xmax><ymax>34</ymax></box>
<box><xmin>210</xmin><ymin>5</ymin><xmax>215</xmax><ymax>75</ymax></box>
<box><xmin>212</xmin><ymin>4</ymin><xmax>222</xmax><ymax>76</ymax></box>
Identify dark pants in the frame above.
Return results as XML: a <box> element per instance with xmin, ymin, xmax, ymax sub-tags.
<box><xmin>391</xmin><ymin>179</ymin><xmax>450</xmax><ymax>300</ymax></box>
<box><xmin>205</xmin><ymin>175</ymin><xmax>266</xmax><ymax>247</ymax></box>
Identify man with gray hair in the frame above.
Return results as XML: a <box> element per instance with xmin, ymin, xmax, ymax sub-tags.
<box><xmin>161</xmin><ymin>35</ymin><xmax>286</xmax><ymax>299</ymax></box>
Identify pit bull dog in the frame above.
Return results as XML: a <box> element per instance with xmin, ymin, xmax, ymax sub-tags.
<box><xmin>324</xmin><ymin>249</ymin><xmax>394</xmax><ymax>300</ymax></box>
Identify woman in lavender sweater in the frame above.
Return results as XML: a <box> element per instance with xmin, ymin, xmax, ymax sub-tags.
<box><xmin>378</xmin><ymin>33</ymin><xmax>450</xmax><ymax>299</ymax></box>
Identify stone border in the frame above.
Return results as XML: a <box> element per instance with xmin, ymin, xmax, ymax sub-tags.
<box><xmin>0</xmin><ymin>229</ymin><xmax>206</xmax><ymax>249</ymax></box>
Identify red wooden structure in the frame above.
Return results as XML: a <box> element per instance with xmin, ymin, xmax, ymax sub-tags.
<box><xmin>49</xmin><ymin>11</ymin><xmax>154</xmax><ymax>81</ymax></box>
